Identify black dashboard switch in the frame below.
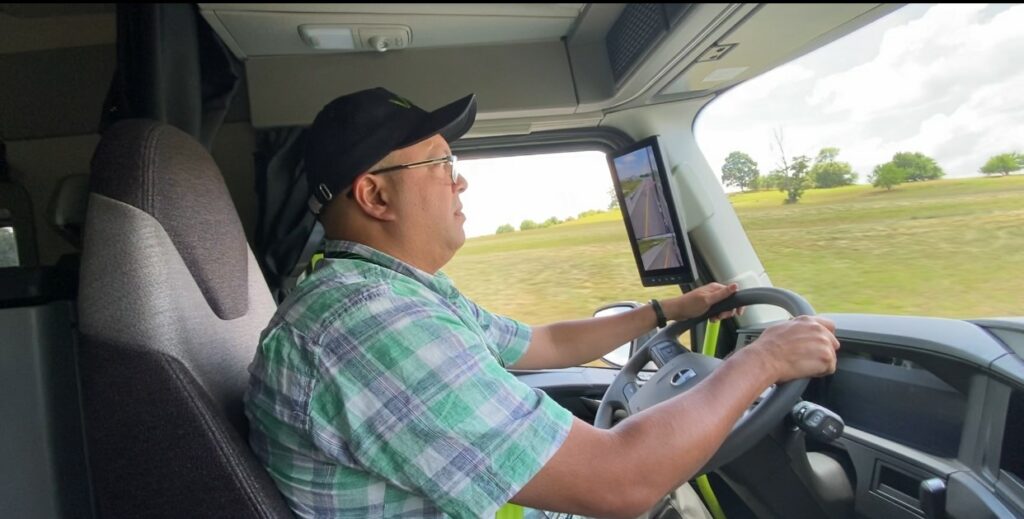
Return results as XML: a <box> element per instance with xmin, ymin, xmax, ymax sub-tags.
<box><xmin>649</xmin><ymin>341</ymin><xmax>684</xmax><ymax>367</ymax></box>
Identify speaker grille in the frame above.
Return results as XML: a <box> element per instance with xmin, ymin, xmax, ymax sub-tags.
<box><xmin>606</xmin><ymin>4</ymin><xmax>693</xmax><ymax>83</ymax></box>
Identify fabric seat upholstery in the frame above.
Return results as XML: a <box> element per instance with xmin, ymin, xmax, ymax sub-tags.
<box><xmin>77</xmin><ymin>119</ymin><xmax>293</xmax><ymax>518</ymax></box>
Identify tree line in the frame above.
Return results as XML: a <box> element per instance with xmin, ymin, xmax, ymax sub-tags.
<box><xmin>497</xmin><ymin>215</ymin><xmax>569</xmax><ymax>234</ymax></box>
<box><xmin>722</xmin><ymin>140</ymin><xmax>1022</xmax><ymax>203</ymax></box>
<box><xmin>495</xmin><ymin>212</ymin><xmax>591</xmax><ymax>235</ymax></box>
<box><xmin>493</xmin><ymin>145</ymin><xmax>1024</xmax><ymax>235</ymax></box>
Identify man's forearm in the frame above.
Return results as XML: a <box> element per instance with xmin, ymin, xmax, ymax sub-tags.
<box><xmin>510</xmin><ymin>346</ymin><xmax>778</xmax><ymax>517</ymax></box>
<box><xmin>516</xmin><ymin>304</ymin><xmax>660</xmax><ymax>369</ymax></box>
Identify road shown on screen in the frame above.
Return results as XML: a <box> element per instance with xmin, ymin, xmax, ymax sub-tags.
<box><xmin>625</xmin><ymin>177</ymin><xmax>671</xmax><ymax>239</ymax></box>
<box><xmin>641</xmin><ymin>235</ymin><xmax>683</xmax><ymax>270</ymax></box>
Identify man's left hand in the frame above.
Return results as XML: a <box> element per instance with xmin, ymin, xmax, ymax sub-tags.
<box><xmin>661</xmin><ymin>283</ymin><xmax>743</xmax><ymax>323</ymax></box>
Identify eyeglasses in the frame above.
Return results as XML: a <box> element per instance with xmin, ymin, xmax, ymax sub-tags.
<box><xmin>366</xmin><ymin>154</ymin><xmax>459</xmax><ymax>185</ymax></box>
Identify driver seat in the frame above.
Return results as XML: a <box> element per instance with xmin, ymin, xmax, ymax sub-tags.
<box><xmin>77</xmin><ymin>119</ymin><xmax>293</xmax><ymax>517</ymax></box>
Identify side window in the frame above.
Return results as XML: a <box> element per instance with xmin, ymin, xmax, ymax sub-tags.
<box><xmin>445</xmin><ymin>151</ymin><xmax>688</xmax><ymax>367</ymax></box>
<box><xmin>0</xmin><ymin>209</ymin><xmax>19</xmax><ymax>267</ymax></box>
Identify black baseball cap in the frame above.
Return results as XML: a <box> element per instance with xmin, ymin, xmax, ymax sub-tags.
<box><xmin>304</xmin><ymin>87</ymin><xmax>477</xmax><ymax>214</ymax></box>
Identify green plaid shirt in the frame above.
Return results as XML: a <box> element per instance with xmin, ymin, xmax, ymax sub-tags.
<box><xmin>245</xmin><ymin>240</ymin><xmax>573</xmax><ymax>518</ymax></box>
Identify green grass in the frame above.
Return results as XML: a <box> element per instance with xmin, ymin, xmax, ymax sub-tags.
<box><xmin>444</xmin><ymin>175</ymin><xmax>1024</xmax><ymax>325</ymax></box>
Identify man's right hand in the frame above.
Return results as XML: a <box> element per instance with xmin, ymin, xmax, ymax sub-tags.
<box><xmin>511</xmin><ymin>314</ymin><xmax>842</xmax><ymax>518</ymax></box>
<box><xmin>745</xmin><ymin>315</ymin><xmax>840</xmax><ymax>382</ymax></box>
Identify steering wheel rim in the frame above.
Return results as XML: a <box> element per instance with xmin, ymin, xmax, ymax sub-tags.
<box><xmin>594</xmin><ymin>287</ymin><xmax>814</xmax><ymax>474</ymax></box>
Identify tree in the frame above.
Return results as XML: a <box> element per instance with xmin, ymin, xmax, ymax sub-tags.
<box><xmin>780</xmin><ymin>155</ymin><xmax>812</xmax><ymax>204</ymax></box>
<box><xmin>762</xmin><ymin>169</ymin><xmax>787</xmax><ymax>191</ymax></box>
<box><xmin>607</xmin><ymin>187</ymin><xmax>620</xmax><ymax>210</ymax></box>
<box><xmin>770</xmin><ymin>128</ymin><xmax>811</xmax><ymax>204</ymax></box>
<box><xmin>542</xmin><ymin>216</ymin><xmax>562</xmax><ymax>227</ymax></box>
<box><xmin>869</xmin><ymin>163</ymin><xmax>907</xmax><ymax>191</ymax></box>
<box><xmin>891</xmin><ymin>152</ymin><xmax>944</xmax><ymax>182</ymax></box>
<box><xmin>519</xmin><ymin>219</ymin><xmax>539</xmax><ymax>231</ymax></box>
<box><xmin>721</xmin><ymin>151</ymin><xmax>760</xmax><ymax>192</ymax></box>
<box><xmin>980</xmin><ymin>153</ymin><xmax>1021</xmax><ymax>176</ymax></box>
<box><xmin>495</xmin><ymin>223</ymin><xmax>515</xmax><ymax>234</ymax></box>
<box><xmin>810</xmin><ymin>147</ymin><xmax>857</xmax><ymax>188</ymax></box>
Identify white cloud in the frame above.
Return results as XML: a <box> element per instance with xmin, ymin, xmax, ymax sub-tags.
<box><xmin>710</xmin><ymin>64</ymin><xmax>815</xmax><ymax>119</ymax></box>
<box><xmin>808</xmin><ymin>4</ymin><xmax>1024</xmax><ymax>121</ymax></box>
<box><xmin>697</xmin><ymin>3</ymin><xmax>1024</xmax><ymax>186</ymax></box>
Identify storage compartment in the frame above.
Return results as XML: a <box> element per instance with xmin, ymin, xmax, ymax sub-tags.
<box><xmin>825</xmin><ymin>355</ymin><xmax>966</xmax><ymax>457</ymax></box>
<box><xmin>873</xmin><ymin>461</ymin><xmax>924</xmax><ymax>512</ymax></box>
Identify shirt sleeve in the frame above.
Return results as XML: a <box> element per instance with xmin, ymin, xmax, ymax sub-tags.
<box><xmin>461</xmin><ymin>296</ymin><xmax>533</xmax><ymax>367</ymax></box>
<box><xmin>307</xmin><ymin>289</ymin><xmax>573</xmax><ymax>518</ymax></box>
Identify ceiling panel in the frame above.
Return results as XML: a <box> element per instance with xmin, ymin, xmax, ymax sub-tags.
<box><xmin>659</xmin><ymin>3</ymin><xmax>884</xmax><ymax>97</ymax></box>
<box><xmin>199</xmin><ymin>3</ymin><xmax>585</xmax><ymax>58</ymax></box>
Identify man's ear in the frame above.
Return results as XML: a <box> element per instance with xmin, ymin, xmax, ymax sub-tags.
<box><xmin>350</xmin><ymin>174</ymin><xmax>397</xmax><ymax>221</ymax></box>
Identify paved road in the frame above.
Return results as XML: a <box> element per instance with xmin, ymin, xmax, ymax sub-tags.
<box><xmin>626</xmin><ymin>178</ymin><xmax>671</xmax><ymax>239</ymax></box>
<box><xmin>641</xmin><ymin>236</ymin><xmax>682</xmax><ymax>270</ymax></box>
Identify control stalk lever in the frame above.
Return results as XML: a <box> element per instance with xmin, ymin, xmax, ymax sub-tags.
<box><xmin>790</xmin><ymin>401</ymin><xmax>844</xmax><ymax>443</ymax></box>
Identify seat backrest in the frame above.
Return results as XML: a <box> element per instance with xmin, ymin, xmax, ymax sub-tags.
<box><xmin>77</xmin><ymin>119</ymin><xmax>293</xmax><ymax>518</ymax></box>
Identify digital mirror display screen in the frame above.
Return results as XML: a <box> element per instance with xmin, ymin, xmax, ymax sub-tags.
<box><xmin>609</xmin><ymin>136</ymin><xmax>697</xmax><ymax>286</ymax></box>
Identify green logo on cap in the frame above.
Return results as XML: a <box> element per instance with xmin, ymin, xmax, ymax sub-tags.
<box><xmin>389</xmin><ymin>97</ymin><xmax>412</xmax><ymax>109</ymax></box>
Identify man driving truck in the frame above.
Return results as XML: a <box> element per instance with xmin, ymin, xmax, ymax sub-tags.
<box><xmin>244</xmin><ymin>87</ymin><xmax>840</xmax><ymax>518</ymax></box>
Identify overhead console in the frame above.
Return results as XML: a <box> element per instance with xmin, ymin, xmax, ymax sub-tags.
<box><xmin>195</xmin><ymin>3</ymin><xmax>899</xmax><ymax>133</ymax></box>
<box><xmin>197</xmin><ymin>3</ymin><xmax>589</xmax><ymax>130</ymax></box>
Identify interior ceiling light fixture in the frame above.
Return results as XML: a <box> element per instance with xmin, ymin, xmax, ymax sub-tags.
<box><xmin>298</xmin><ymin>25</ymin><xmax>355</xmax><ymax>50</ymax></box>
<box><xmin>297</xmin><ymin>24</ymin><xmax>412</xmax><ymax>52</ymax></box>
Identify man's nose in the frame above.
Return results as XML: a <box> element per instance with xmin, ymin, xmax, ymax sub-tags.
<box><xmin>455</xmin><ymin>172</ymin><xmax>468</xmax><ymax>193</ymax></box>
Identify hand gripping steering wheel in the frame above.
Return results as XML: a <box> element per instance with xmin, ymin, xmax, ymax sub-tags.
<box><xmin>594</xmin><ymin>287</ymin><xmax>814</xmax><ymax>474</ymax></box>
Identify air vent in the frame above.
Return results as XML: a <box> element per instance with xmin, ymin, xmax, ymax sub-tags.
<box><xmin>605</xmin><ymin>3</ymin><xmax>694</xmax><ymax>83</ymax></box>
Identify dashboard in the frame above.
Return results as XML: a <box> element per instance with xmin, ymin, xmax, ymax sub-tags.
<box><xmin>737</xmin><ymin>314</ymin><xmax>1024</xmax><ymax>517</ymax></box>
<box><xmin>514</xmin><ymin>313</ymin><xmax>1024</xmax><ymax>517</ymax></box>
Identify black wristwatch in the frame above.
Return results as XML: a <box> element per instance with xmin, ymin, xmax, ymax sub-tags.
<box><xmin>650</xmin><ymin>299</ymin><xmax>667</xmax><ymax>328</ymax></box>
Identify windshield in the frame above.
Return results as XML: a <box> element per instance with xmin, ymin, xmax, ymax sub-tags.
<box><xmin>694</xmin><ymin>3</ymin><xmax>1024</xmax><ymax>319</ymax></box>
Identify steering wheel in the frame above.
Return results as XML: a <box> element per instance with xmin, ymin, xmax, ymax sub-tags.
<box><xmin>594</xmin><ymin>287</ymin><xmax>814</xmax><ymax>474</ymax></box>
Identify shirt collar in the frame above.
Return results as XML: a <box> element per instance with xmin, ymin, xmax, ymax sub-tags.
<box><xmin>322</xmin><ymin>239</ymin><xmax>458</xmax><ymax>298</ymax></box>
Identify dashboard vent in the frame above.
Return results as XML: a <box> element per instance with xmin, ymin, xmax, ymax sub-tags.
<box><xmin>605</xmin><ymin>3</ymin><xmax>693</xmax><ymax>83</ymax></box>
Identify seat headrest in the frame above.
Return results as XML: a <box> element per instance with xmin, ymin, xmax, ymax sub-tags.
<box><xmin>49</xmin><ymin>174</ymin><xmax>89</xmax><ymax>250</ymax></box>
<box><xmin>89</xmin><ymin>119</ymin><xmax>249</xmax><ymax>319</ymax></box>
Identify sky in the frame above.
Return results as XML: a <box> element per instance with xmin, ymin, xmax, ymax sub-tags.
<box><xmin>458</xmin><ymin>4</ymin><xmax>1024</xmax><ymax>238</ymax></box>
<box><xmin>614</xmin><ymin>147</ymin><xmax>656</xmax><ymax>180</ymax></box>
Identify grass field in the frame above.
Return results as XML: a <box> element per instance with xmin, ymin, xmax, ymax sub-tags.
<box><xmin>444</xmin><ymin>175</ymin><xmax>1024</xmax><ymax>325</ymax></box>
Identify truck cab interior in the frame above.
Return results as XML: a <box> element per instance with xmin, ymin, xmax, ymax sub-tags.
<box><xmin>2</xmin><ymin>3</ymin><xmax>1022</xmax><ymax>518</ymax></box>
